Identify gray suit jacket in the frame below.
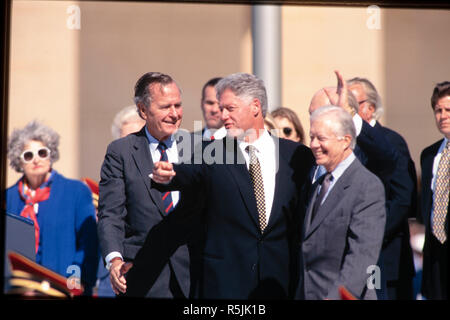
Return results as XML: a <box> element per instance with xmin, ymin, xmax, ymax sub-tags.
<box><xmin>298</xmin><ymin>157</ymin><xmax>386</xmax><ymax>300</ymax></box>
<box><xmin>97</xmin><ymin>127</ymin><xmax>195</xmax><ymax>298</ymax></box>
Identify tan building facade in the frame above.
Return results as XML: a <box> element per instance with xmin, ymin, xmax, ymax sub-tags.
<box><xmin>6</xmin><ymin>1</ymin><xmax>450</xmax><ymax>187</ymax></box>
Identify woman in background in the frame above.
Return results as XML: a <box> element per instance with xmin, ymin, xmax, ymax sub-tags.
<box><xmin>5</xmin><ymin>120</ymin><xmax>98</xmax><ymax>294</ymax></box>
<box><xmin>271</xmin><ymin>107</ymin><xmax>306</xmax><ymax>144</ymax></box>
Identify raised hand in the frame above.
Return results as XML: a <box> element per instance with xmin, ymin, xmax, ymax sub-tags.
<box><xmin>332</xmin><ymin>70</ymin><xmax>354</xmax><ymax>116</ymax></box>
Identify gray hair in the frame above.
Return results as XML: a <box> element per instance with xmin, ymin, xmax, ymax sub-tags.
<box><xmin>215</xmin><ymin>73</ymin><xmax>268</xmax><ymax>117</ymax></box>
<box><xmin>7</xmin><ymin>120</ymin><xmax>60</xmax><ymax>172</ymax></box>
<box><xmin>133</xmin><ymin>72</ymin><xmax>181</xmax><ymax>114</ymax></box>
<box><xmin>111</xmin><ymin>105</ymin><xmax>143</xmax><ymax>140</ymax></box>
<box><xmin>347</xmin><ymin>89</ymin><xmax>359</xmax><ymax>115</ymax></box>
<box><xmin>310</xmin><ymin>105</ymin><xmax>356</xmax><ymax>149</ymax></box>
<box><xmin>347</xmin><ymin>77</ymin><xmax>383</xmax><ymax>120</ymax></box>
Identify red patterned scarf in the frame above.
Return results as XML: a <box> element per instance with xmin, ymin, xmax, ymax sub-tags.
<box><xmin>18</xmin><ymin>176</ymin><xmax>52</xmax><ymax>253</ymax></box>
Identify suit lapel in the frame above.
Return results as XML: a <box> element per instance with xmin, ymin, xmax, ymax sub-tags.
<box><xmin>265</xmin><ymin>138</ymin><xmax>288</xmax><ymax>232</ymax></box>
<box><xmin>303</xmin><ymin>178</ymin><xmax>321</xmax><ymax>238</ymax></box>
<box><xmin>223</xmin><ymin>137</ymin><xmax>260</xmax><ymax>229</ymax></box>
<box><xmin>303</xmin><ymin>159</ymin><xmax>359</xmax><ymax>240</ymax></box>
<box><xmin>131</xmin><ymin>129</ymin><xmax>166</xmax><ymax>216</ymax></box>
<box><xmin>422</xmin><ymin>139</ymin><xmax>444</xmax><ymax>229</ymax></box>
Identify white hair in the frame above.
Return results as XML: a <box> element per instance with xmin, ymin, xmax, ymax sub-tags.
<box><xmin>310</xmin><ymin>105</ymin><xmax>356</xmax><ymax>149</ymax></box>
<box><xmin>111</xmin><ymin>105</ymin><xmax>143</xmax><ymax>140</ymax></box>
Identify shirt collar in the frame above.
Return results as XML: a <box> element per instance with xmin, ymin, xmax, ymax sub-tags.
<box><xmin>438</xmin><ymin>137</ymin><xmax>449</xmax><ymax>153</ymax></box>
<box><xmin>238</xmin><ymin>129</ymin><xmax>271</xmax><ymax>154</ymax></box>
<box><xmin>330</xmin><ymin>152</ymin><xmax>356</xmax><ymax>181</ymax></box>
<box><xmin>203</xmin><ymin>126</ymin><xmax>227</xmax><ymax>140</ymax></box>
<box><xmin>145</xmin><ymin>126</ymin><xmax>175</xmax><ymax>153</ymax></box>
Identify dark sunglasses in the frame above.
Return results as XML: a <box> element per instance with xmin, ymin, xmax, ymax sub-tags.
<box><xmin>282</xmin><ymin>127</ymin><xmax>293</xmax><ymax>136</ymax></box>
<box><xmin>358</xmin><ymin>99</ymin><xmax>368</xmax><ymax>105</ymax></box>
<box><xmin>20</xmin><ymin>147</ymin><xmax>51</xmax><ymax>163</ymax></box>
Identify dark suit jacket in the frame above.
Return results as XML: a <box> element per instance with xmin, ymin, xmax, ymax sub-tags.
<box><xmin>97</xmin><ymin>127</ymin><xmax>194</xmax><ymax>298</ymax></box>
<box><xmin>147</xmin><ymin>136</ymin><xmax>315</xmax><ymax>299</ymax></box>
<box><xmin>298</xmin><ymin>157</ymin><xmax>386</xmax><ymax>300</ymax></box>
<box><xmin>375</xmin><ymin>122</ymin><xmax>416</xmax><ymax>284</ymax></box>
<box><xmin>354</xmin><ymin>120</ymin><xmax>398</xmax><ymax>185</ymax></box>
<box><xmin>420</xmin><ymin>139</ymin><xmax>449</xmax><ymax>299</ymax></box>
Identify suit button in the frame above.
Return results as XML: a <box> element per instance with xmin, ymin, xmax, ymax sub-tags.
<box><xmin>252</xmin><ymin>263</ymin><xmax>257</xmax><ymax>271</ymax></box>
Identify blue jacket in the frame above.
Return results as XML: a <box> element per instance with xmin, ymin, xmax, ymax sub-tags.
<box><xmin>6</xmin><ymin>170</ymin><xmax>99</xmax><ymax>293</ymax></box>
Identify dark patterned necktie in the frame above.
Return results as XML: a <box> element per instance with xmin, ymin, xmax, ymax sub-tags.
<box><xmin>157</xmin><ymin>142</ymin><xmax>174</xmax><ymax>214</ymax></box>
<box><xmin>311</xmin><ymin>172</ymin><xmax>333</xmax><ymax>221</ymax></box>
<box><xmin>432</xmin><ymin>141</ymin><xmax>449</xmax><ymax>243</ymax></box>
<box><xmin>246</xmin><ymin>145</ymin><xmax>267</xmax><ymax>232</ymax></box>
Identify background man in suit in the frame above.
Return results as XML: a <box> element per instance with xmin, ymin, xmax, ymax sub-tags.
<box><xmin>348</xmin><ymin>77</ymin><xmax>416</xmax><ymax>300</ymax></box>
<box><xmin>308</xmin><ymin>71</ymin><xmax>398</xmax><ymax>187</ymax></box>
<box><xmin>149</xmin><ymin>72</ymin><xmax>315</xmax><ymax>299</ymax></box>
<box><xmin>97</xmin><ymin>72</ymin><xmax>192</xmax><ymax>297</ymax></box>
<box><xmin>419</xmin><ymin>81</ymin><xmax>449</xmax><ymax>300</ymax></box>
<box><xmin>197</xmin><ymin>77</ymin><xmax>226</xmax><ymax>141</ymax></box>
<box><xmin>298</xmin><ymin>105</ymin><xmax>386</xmax><ymax>300</ymax></box>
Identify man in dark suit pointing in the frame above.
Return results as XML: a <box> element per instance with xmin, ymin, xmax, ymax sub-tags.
<box><xmin>149</xmin><ymin>73</ymin><xmax>315</xmax><ymax>299</ymax></box>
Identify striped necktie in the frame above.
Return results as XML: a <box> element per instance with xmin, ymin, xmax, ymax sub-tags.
<box><xmin>432</xmin><ymin>141</ymin><xmax>449</xmax><ymax>243</ymax></box>
<box><xmin>246</xmin><ymin>145</ymin><xmax>267</xmax><ymax>232</ymax></box>
<box><xmin>311</xmin><ymin>172</ymin><xmax>333</xmax><ymax>221</ymax></box>
<box><xmin>157</xmin><ymin>142</ymin><xmax>174</xmax><ymax>214</ymax></box>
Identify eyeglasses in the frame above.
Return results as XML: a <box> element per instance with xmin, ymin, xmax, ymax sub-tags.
<box><xmin>20</xmin><ymin>147</ymin><xmax>51</xmax><ymax>163</ymax></box>
<box><xmin>282</xmin><ymin>127</ymin><xmax>293</xmax><ymax>136</ymax></box>
<box><xmin>358</xmin><ymin>99</ymin><xmax>368</xmax><ymax>105</ymax></box>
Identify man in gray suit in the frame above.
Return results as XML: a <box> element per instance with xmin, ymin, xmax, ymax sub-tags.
<box><xmin>97</xmin><ymin>72</ymin><xmax>195</xmax><ymax>297</ymax></box>
<box><xmin>298</xmin><ymin>105</ymin><xmax>386</xmax><ymax>300</ymax></box>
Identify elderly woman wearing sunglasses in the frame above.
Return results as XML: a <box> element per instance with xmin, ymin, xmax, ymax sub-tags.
<box><xmin>5</xmin><ymin>120</ymin><xmax>99</xmax><ymax>294</ymax></box>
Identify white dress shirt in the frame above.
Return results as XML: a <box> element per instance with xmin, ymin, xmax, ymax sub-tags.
<box><xmin>203</xmin><ymin>126</ymin><xmax>227</xmax><ymax>140</ymax></box>
<box><xmin>238</xmin><ymin>130</ymin><xmax>277</xmax><ymax>225</ymax></box>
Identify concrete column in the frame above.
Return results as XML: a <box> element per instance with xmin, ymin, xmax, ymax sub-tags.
<box><xmin>252</xmin><ymin>5</ymin><xmax>281</xmax><ymax>112</ymax></box>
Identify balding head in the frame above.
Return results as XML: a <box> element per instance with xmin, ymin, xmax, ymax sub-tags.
<box><xmin>309</xmin><ymin>86</ymin><xmax>359</xmax><ymax>115</ymax></box>
<box><xmin>309</xmin><ymin>87</ymin><xmax>335</xmax><ymax>114</ymax></box>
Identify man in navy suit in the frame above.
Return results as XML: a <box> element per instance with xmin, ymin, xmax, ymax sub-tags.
<box><xmin>97</xmin><ymin>72</ymin><xmax>194</xmax><ymax>297</ymax></box>
<box><xmin>419</xmin><ymin>81</ymin><xmax>449</xmax><ymax>300</ymax></box>
<box><xmin>348</xmin><ymin>77</ymin><xmax>416</xmax><ymax>300</ymax></box>
<box><xmin>148</xmin><ymin>73</ymin><xmax>315</xmax><ymax>299</ymax></box>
